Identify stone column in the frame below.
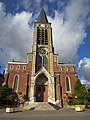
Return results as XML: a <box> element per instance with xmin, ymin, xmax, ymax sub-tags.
<box><xmin>30</xmin><ymin>77</ymin><xmax>35</xmax><ymax>102</ymax></box>
<box><xmin>51</xmin><ymin>77</ymin><xmax>55</xmax><ymax>102</ymax></box>
<box><xmin>48</xmin><ymin>77</ymin><xmax>55</xmax><ymax>104</ymax></box>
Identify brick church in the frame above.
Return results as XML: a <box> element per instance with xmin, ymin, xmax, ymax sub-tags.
<box><xmin>5</xmin><ymin>8</ymin><xmax>77</xmax><ymax>108</ymax></box>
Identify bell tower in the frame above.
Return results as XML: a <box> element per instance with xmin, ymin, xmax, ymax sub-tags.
<box><xmin>32</xmin><ymin>8</ymin><xmax>54</xmax><ymax>76</ymax></box>
<box><xmin>30</xmin><ymin>8</ymin><xmax>55</xmax><ymax>103</ymax></box>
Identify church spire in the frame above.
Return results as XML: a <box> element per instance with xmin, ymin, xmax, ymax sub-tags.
<box><xmin>37</xmin><ymin>8</ymin><xmax>48</xmax><ymax>23</ymax></box>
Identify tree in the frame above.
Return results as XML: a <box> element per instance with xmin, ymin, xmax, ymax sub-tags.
<box><xmin>0</xmin><ymin>84</ymin><xmax>12</xmax><ymax>105</ymax></box>
<box><xmin>87</xmin><ymin>88</ymin><xmax>90</xmax><ymax>104</ymax></box>
<box><xmin>73</xmin><ymin>79</ymin><xmax>90</xmax><ymax>105</ymax></box>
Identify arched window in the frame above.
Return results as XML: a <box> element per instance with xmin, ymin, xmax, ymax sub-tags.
<box><xmin>59</xmin><ymin>67</ymin><xmax>62</xmax><ymax>71</ymax></box>
<box><xmin>16</xmin><ymin>65</ymin><xmax>20</xmax><ymax>70</ymax></box>
<box><xmin>65</xmin><ymin>67</ymin><xmax>68</xmax><ymax>71</ymax></box>
<box><xmin>13</xmin><ymin>75</ymin><xmax>19</xmax><ymax>91</ymax></box>
<box><xmin>10</xmin><ymin>65</ymin><xmax>13</xmax><ymax>70</ymax></box>
<box><xmin>42</xmin><ymin>29</ymin><xmax>44</xmax><ymax>44</ymax></box>
<box><xmin>71</xmin><ymin>67</ymin><xmax>74</xmax><ymax>71</ymax></box>
<box><xmin>45</xmin><ymin>29</ymin><xmax>48</xmax><ymax>45</ymax></box>
<box><xmin>66</xmin><ymin>77</ymin><xmax>71</xmax><ymax>93</ymax></box>
<box><xmin>37</xmin><ymin>28</ymin><xmax>41</xmax><ymax>44</ymax></box>
<box><xmin>23</xmin><ymin>65</ymin><xmax>26</xmax><ymax>70</ymax></box>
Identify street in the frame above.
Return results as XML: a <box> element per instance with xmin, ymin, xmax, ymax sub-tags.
<box><xmin>0</xmin><ymin>108</ymin><xmax>90</xmax><ymax>120</ymax></box>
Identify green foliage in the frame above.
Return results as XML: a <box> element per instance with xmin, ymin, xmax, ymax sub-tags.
<box><xmin>73</xmin><ymin>80</ymin><xmax>90</xmax><ymax>105</ymax></box>
<box><xmin>87</xmin><ymin>89</ymin><xmax>90</xmax><ymax>104</ymax></box>
<box><xmin>0</xmin><ymin>84</ymin><xmax>13</xmax><ymax>105</ymax></box>
<box><xmin>67</xmin><ymin>96</ymin><xmax>75</xmax><ymax>106</ymax></box>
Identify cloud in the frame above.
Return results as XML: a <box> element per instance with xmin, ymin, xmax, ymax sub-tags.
<box><xmin>87</xmin><ymin>16</ymin><xmax>90</xmax><ymax>25</ymax></box>
<box><xmin>80</xmin><ymin>80</ymin><xmax>88</xmax><ymax>85</ymax></box>
<box><xmin>48</xmin><ymin>0</ymin><xmax>90</xmax><ymax>63</ymax></box>
<box><xmin>22</xmin><ymin>0</ymin><xmax>32</xmax><ymax>11</ymax></box>
<box><xmin>22</xmin><ymin>0</ymin><xmax>41</xmax><ymax>11</ymax></box>
<box><xmin>78</xmin><ymin>57</ymin><xmax>90</xmax><ymax>83</ymax></box>
<box><xmin>0</xmin><ymin>2</ymin><xmax>33</xmax><ymax>65</ymax></box>
<box><xmin>0</xmin><ymin>0</ymin><xmax>90</xmax><ymax>68</ymax></box>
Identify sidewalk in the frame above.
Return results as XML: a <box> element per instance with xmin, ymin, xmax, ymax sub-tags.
<box><xmin>0</xmin><ymin>107</ymin><xmax>90</xmax><ymax>116</ymax></box>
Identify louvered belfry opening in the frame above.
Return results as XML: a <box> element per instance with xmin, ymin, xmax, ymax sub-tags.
<box><xmin>37</xmin><ymin>28</ymin><xmax>48</xmax><ymax>45</ymax></box>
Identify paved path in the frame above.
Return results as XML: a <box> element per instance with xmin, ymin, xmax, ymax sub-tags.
<box><xmin>0</xmin><ymin>108</ymin><xmax>90</xmax><ymax>120</ymax></box>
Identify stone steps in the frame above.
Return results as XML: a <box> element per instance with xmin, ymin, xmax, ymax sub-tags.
<box><xmin>24</xmin><ymin>102</ymin><xmax>57</xmax><ymax>110</ymax></box>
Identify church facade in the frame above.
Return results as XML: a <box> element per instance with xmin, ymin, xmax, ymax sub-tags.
<box><xmin>6</xmin><ymin>8</ymin><xmax>77</xmax><ymax>107</ymax></box>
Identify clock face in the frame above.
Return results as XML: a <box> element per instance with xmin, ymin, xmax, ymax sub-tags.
<box><xmin>39</xmin><ymin>47</ymin><xmax>47</xmax><ymax>56</ymax></box>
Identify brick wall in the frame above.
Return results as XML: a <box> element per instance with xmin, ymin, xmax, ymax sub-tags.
<box><xmin>6</xmin><ymin>63</ymin><xmax>32</xmax><ymax>97</ymax></box>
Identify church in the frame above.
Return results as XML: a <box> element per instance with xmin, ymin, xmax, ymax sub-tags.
<box><xmin>5</xmin><ymin>8</ymin><xmax>77</xmax><ymax>108</ymax></box>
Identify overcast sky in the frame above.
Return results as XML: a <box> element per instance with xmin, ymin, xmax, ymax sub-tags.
<box><xmin>0</xmin><ymin>0</ymin><xmax>90</xmax><ymax>84</ymax></box>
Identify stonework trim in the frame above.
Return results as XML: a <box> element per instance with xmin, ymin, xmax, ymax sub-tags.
<box><xmin>59</xmin><ymin>64</ymin><xmax>76</xmax><ymax>66</ymax></box>
<box><xmin>55</xmin><ymin>72</ymin><xmax>77</xmax><ymax>74</ymax></box>
<box><xmin>34</xmin><ymin>67</ymin><xmax>52</xmax><ymax>82</ymax></box>
<box><xmin>8</xmin><ymin>62</ymin><xmax>27</xmax><ymax>64</ymax></box>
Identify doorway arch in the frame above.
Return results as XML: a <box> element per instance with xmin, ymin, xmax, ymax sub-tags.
<box><xmin>35</xmin><ymin>74</ymin><xmax>48</xmax><ymax>102</ymax></box>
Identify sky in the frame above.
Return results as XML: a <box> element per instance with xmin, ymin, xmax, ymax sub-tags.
<box><xmin>0</xmin><ymin>0</ymin><xmax>90</xmax><ymax>84</ymax></box>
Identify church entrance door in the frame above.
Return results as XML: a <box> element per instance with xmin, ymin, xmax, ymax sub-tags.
<box><xmin>35</xmin><ymin>74</ymin><xmax>48</xmax><ymax>102</ymax></box>
<box><xmin>36</xmin><ymin>85</ymin><xmax>48</xmax><ymax>102</ymax></box>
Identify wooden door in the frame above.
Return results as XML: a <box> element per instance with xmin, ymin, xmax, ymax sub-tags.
<box><xmin>43</xmin><ymin>85</ymin><xmax>48</xmax><ymax>102</ymax></box>
<box><xmin>36</xmin><ymin>85</ymin><xmax>48</xmax><ymax>102</ymax></box>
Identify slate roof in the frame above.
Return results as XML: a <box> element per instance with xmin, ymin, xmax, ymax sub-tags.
<box><xmin>37</xmin><ymin>8</ymin><xmax>48</xmax><ymax>23</ymax></box>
